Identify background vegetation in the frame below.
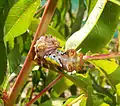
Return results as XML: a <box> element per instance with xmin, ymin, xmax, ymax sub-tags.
<box><xmin>0</xmin><ymin>0</ymin><xmax>120</xmax><ymax>106</ymax></box>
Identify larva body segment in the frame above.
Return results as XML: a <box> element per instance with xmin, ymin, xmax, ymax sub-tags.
<box><xmin>34</xmin><ymin>35</ymin><xmax>83</xmax><ymax>72</ymax></box>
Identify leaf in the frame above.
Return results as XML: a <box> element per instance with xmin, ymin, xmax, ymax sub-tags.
<box><xmin>108</xmin><ymin>66</ymin><xmax>120</xmax><ymax>85</ymax></box>
<box><xmin>40</xmin><ymin>100</ymin><xmax>52</xmax><ymax>106</ymax></box>
<box><xmin>40</xmin><ymin>98</ymin><xmax>64</xmax><ymax>106</ymax></box>
<box><xmin>32</xmin><ymin>69</ymin><xmax>41</xmax><ymax>87</ymax></box>
<box><xmin>89</xmin><ymin>59</ymin><xmax>120</xmax><ymax>85</ymax></box>
<box><xmin>116</xmin><ymin>83</ymin><xmax>120</xmax><ymax>104</ymax></box>
<box><xmin>65</xmin><ymin>0</ymin><xmax>107</xmax><ymax>50</ymax></box>
<box><xmin>87</xmin><ymin>93</ymin><xmax>105</xmax><ymax>106</ymax></box>
<box><xmin>79</xmin><ymin>1</ymin><xmax>120</xmax><ymax>53</ymax></box>
<box><xmin>0</xmin><ymin>0</ymin><xmax>5</xmax><ymax>13</ymax></box>
<box><xmin>71</xmin><ymin>0</ymin><xmax>86</xmax><ymax>34</ymax></box>
<box><xmin>0</xmin><ymin>99</ymin><xmax>4</xmax><ymax>106</ymax></box>
<box><xmin>0</xmin><ymin>0</ymin><xmax>7</xmax><ymax>85</ymax></box>
<box><xmin>79</xmin><ymin>96</ymin><xmax>87</xmax><ymax>106</ymax></box>
<box><xmin>7</xmin><ymin>44</ymin><xmax>21</xmax><ymax>73</ymax></box>
<box><xmin>64</xmin><ymin>73</ymin><xmax>92</xmax><ymax>92</ymax></box>
<box><xmin>63</xmin><ymin>94</ymin><xmax>86</xmax><ymax>106</ymax></box>
<box><xmin>89</xmin><ymin>59</ymin><xmax>118</xmax><ymax>75</ymax></box>
<box><xmin>4</xmin><ymin>0</ymin><xmax>40</xmax><ymax>48</ymax></box>
<box><xmin>47</xmin><ymin>26</ymin><xmax>66</xmax><ymax>46</ymax></box>
<box><xmin>87</xmin><ymin>0</ymin><xmax>97</xmax><ymax>15</ymax></box>
<box><xmin>52</xmin><ymin>98</ymin><xmax>64</xmax><ymax>106</ymax></box>
<box><xmin>0</xmin><ymin>40</ymin><xmax>7</xmax><ymax>84</ymax></box>
<box><xmin>51</xmin><ymin>77</ymin><xmax>73</xmax><ymax>98</ymax></box>
<box><xmin>63</xmin><ymin>96</ymin><xmax>77</xmax><ymax>106</ymax></box>
<box><xmin>29</xmin><ymin>18</ymin><xmax>66</xmax><ymax>46</ymax></box>
<box><xmin>109</xmin><ymin>0</ymin><xmax>120</xmax><ymax>6</ymax></box>
<box><xmin>66</xmin><ymin>1</ymin><xmax>120</xmax><ymax>53</ymax></box>
<box><xmin>100</xmin><ymin>103</ymin><xmax>110</xmax><ymax>106</ymax></box>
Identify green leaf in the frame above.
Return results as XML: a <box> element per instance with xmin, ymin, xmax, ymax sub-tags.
<box><xmin>65</xmin><ymin>0</ymin><xmax>107</xmax><ymax>50</ymax></box>
<box><xmin>100</xmin><ymin>103</ymin><xmax>110</xmax><ymax>106</ymax></box>
<box><xmin>71</xmin><ymin>0</ymin><xmax>86</xmax><ymax>34</ymax></box>
<box><xmin>64</xmin><ymin>73</ymin><xmax>92</xmax><ymax>92</ymax></box>
<box><xmin>0</xmin><ymin>0</ymin><xmax>7</xmax><ymax>85</ymax></box>
<box><xmin>4</xmin><ymin>0</ymin><xmax>40</xmax><ymax>48</ymax></box>
<box><xmin>79</xmin><ymin>96</ymin><xmax>87</xmax><ymax>106</ymax></box>
<box><xmin>79</xmin><ymin>1</ymin><xmax>120</xmax><ymax>53</ymax></box>
<box><xmin>0</xmin><ymin>40</ymin><xmax>7</xmax><ymax>84</ymax></box>
<box><xmin>87</xmin><ymin>93</ymin><xmax>104</xmax><ymax>106</ymax></box>
<box><xmin>66</xmin><ymin>1</ymin><xmax>120</xmax><ymax>53</ymax></box>
<box><xmin>29</xmin><ymin>18</ymin><xmax>65</xmax><ymax>46</ymax></box>
<box><xmin>51</xmin><ymin>77</ymin><xmax>73</xmax><ymax>98</ymax></box>
<box><xmin>108</xmin><ymin>66</ymin><xmax>120</xmax><ymax>85</ymax></box>
<box><xmin>47</xmin><ymin>26</ymin><xmax>66</xmax><ymax>46</ymax></box>
<box><xmin>89</xmin><ymin>59</ymin><xmax>118</xmax><ymax>75</ymax></box>
<box><xmin>63</xmin><ymin>96</ymin><xmax>77</xmax><ymax>106</ymax></box>
<box><xmin>40</xmin><ymin>98</ymin><xmax>64</xmax><ymax>106</ymax></box>
<box><xmin>109</xmin><ymin>0</ymin><xmax>120</xmax><ymax>6</ymax></box>
<box><xmin>89</xmin><ymin>59</ymin><xmax>120</xmax><ymax>85</ymax></box>
<box><xmin>0</xmin><ymin>99</ymin><xmax>4</xmax><ymax>106</ymax></box>
<box><xmin>32</xmin><ymin>69</ymin><xmax>41</xmax><ymax>87</ymax></box>
<box><xmin>40</xmin><ymin>100</ymin><xmax>52</xmax><ymax>106</ymax></box>
<box><xmin>116</xmin><ymin>83</ymin><xmax>120</xmax><ymax>104</ymax></box>
<box><xmin>0</xmin><ymin>0</ymin><xmax>5</xmax><ymax>13</ymax></box>
<box><xmin>8</xmin><ymin>44</ymin><xmax>21</xmax><ymax>73</ymax></box>
<box><xmin>87</xmin><ymin>0</ymin><xmax>97</xmax><ymax>15</ymax></box>
<box><xmin>63</xmin><ymin>94</ymin><xmax>86</xmax><ymax>106</ymax></box>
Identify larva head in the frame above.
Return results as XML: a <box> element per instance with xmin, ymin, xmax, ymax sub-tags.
<box><xmin>66</xmin><ymin>49</ymin><xmax>77</xmax><ymax>57</ymax></box>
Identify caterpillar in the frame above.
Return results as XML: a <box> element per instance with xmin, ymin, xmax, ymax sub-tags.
<box><xmin>34</xmin><ymin>35</ymin><xmax>83</xmax><ymax>72</ymax></box>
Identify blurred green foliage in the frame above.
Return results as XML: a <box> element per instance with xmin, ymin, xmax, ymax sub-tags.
<box><xmin>0</xmin><ymin>0</ymin><xmax>120</xmax><ymax>105</ymax></box>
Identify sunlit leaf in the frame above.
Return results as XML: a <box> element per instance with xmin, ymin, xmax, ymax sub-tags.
<box><xmin>79</xmin><ymin>1</ymin><xmax>120</xmax><ymax>53</ymax></box>
<box><xmin>63</xmin><ymin>96</ymin><xmax>77</xmax><ymax>106</ymax></box>
<box><xmin>66</xmin><ymin>0</ymin><xmax>107</xmax><ymax>50</ymax></box>
<box><xmin>4</xmin><ymin>0</ymin><xmax>40</xmax><ymax>48</ymax></box>
<box><xmin>89</xmin><ymin>59</ymin><xmax>118</xmax><ymax>75</ymax></box>
<box><xmin>89</xmin><ymin>59</ymin><xmax>120</xmax><ymax>85</ymax></box>
<box><xmin>66</xmin><ymin>1</ymin><xmax>120</xmax><ymax>53</ymax></box>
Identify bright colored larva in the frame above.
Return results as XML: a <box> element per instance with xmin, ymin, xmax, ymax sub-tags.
<box><xmin>34</xmin><ymin>35</ymin><xmax>83</xmax><ymax>72</ymax></box>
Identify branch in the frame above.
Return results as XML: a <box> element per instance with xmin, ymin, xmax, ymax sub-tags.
<box><xmin>6</xmin><ymin>0</ymin><xmax>58</xmax><ymax>106</ymax></box>
<box><xmin>26</xmin><ymin>74</ymin><xmax>63</xmax><ymax>106</ymax></box>
<box><xmin>83</xmin><ymin>52</ymin><xmax>120</xmax><ymax>60</ymax></box>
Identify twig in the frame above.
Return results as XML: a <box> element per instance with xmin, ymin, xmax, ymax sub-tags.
<box><xmin>83</xmin><ymin>52</ymin><xmax>120</xmax><ymax>60</ymax></box>
<box><xmin>34</xmin><ymin>3</ymin><xmax>46</xmax><ymax>16</ymax></box>
<box><xmin>6</xmin><ymin>0</ymin><xmax>58</xmax><ymax>106</ymax></box>
<box><xmin>26</xmin><ymin>74</ymin><xmax>63</xmax><ymax>106</ymax></box>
